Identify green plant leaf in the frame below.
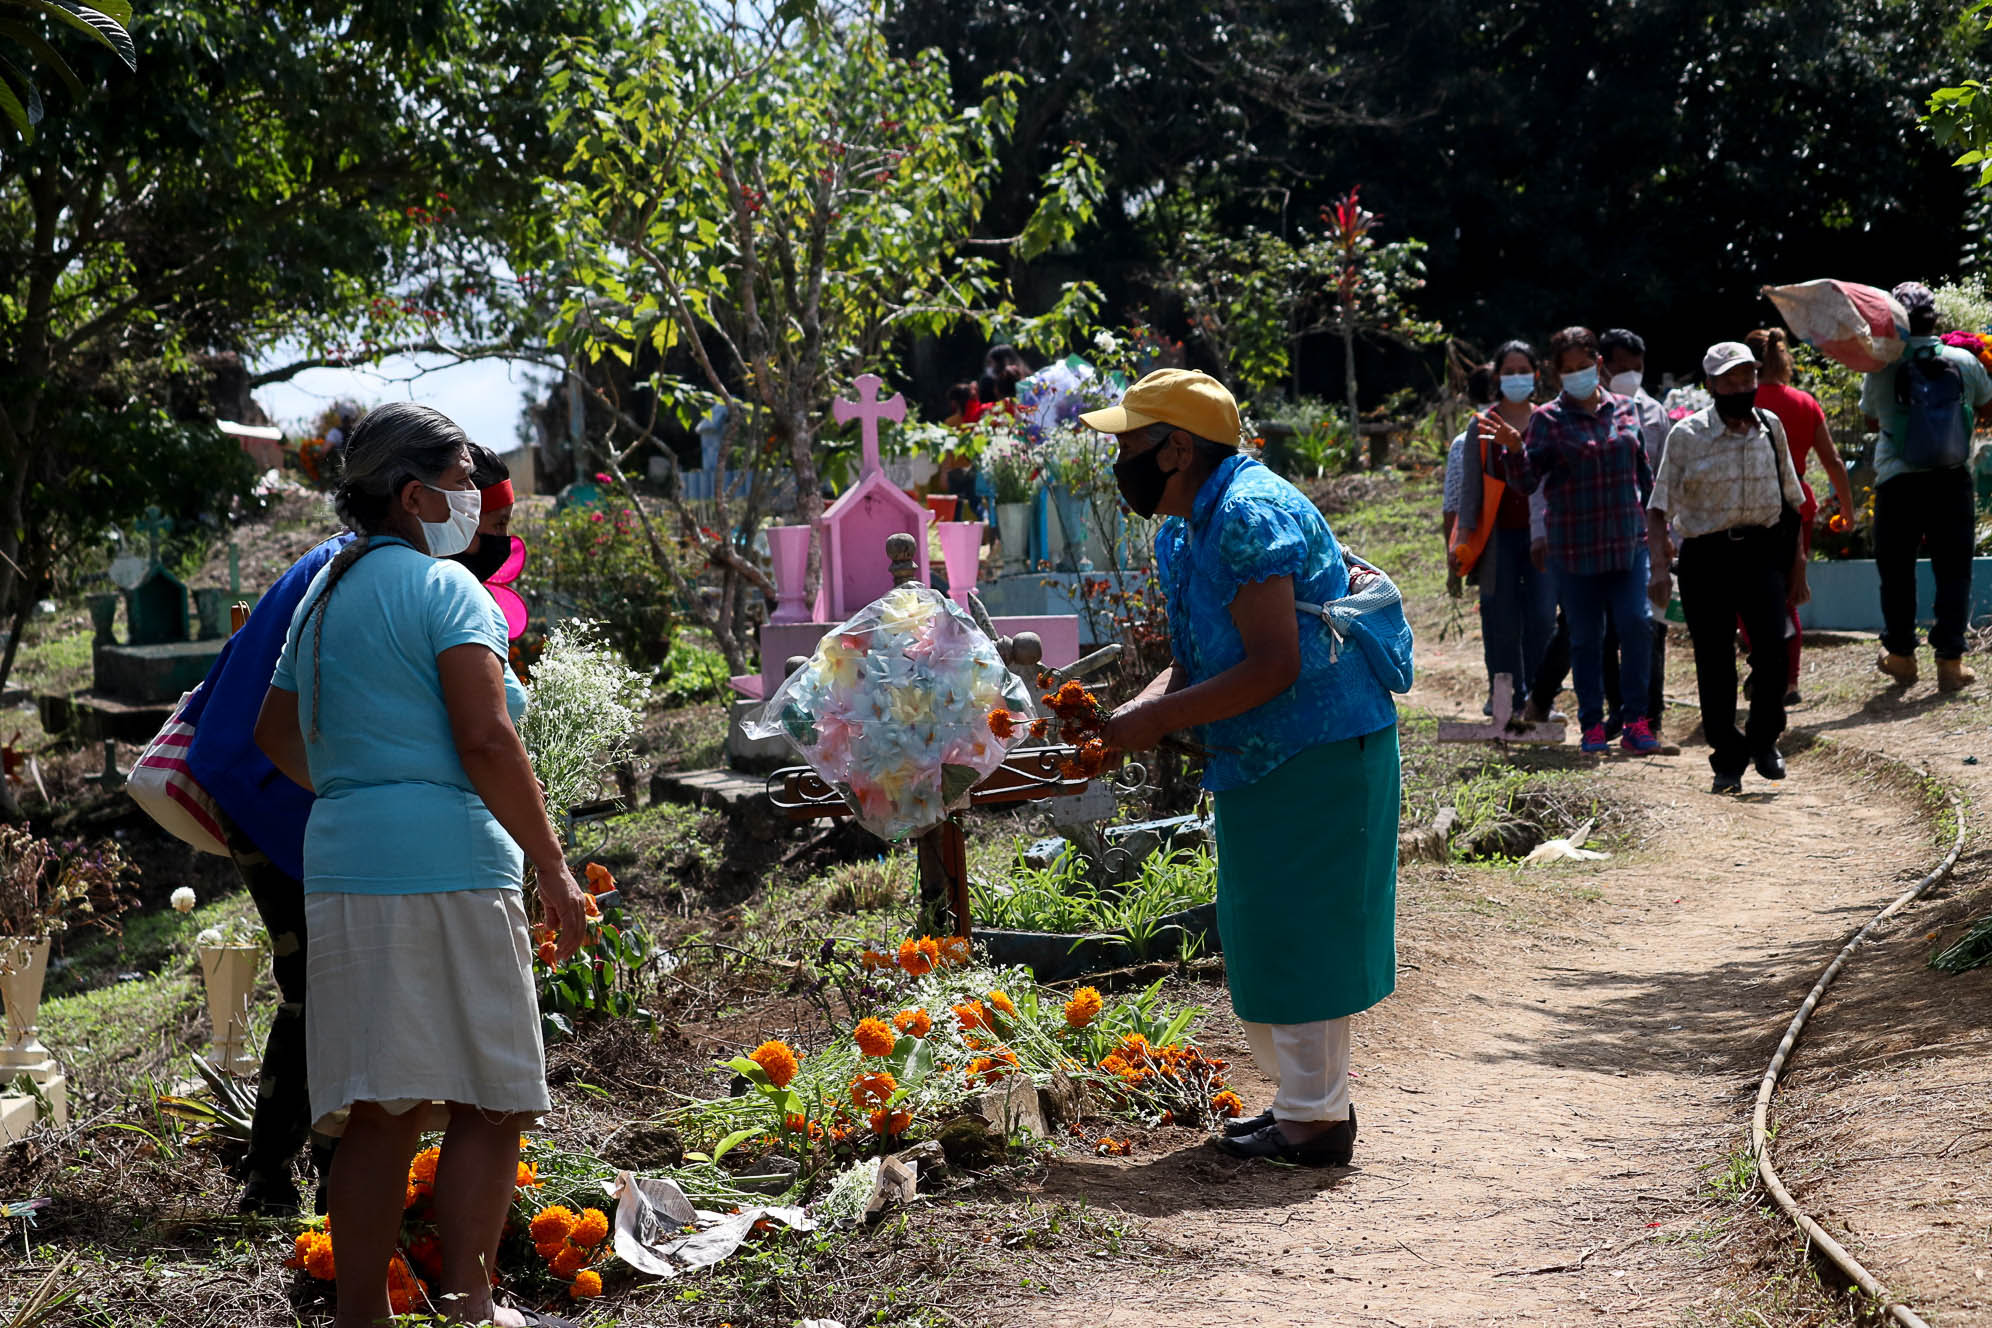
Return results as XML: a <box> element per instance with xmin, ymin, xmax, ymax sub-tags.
<box><xmin>0</xmin><ymin>19</ymin><xmax>82</xmax><ymax>99</ymax></box>
<box><xmin>710</xmin><ymin>1126</ymin><xmax>758</xmax><ymax>1162</ymax></box>
<box><xmin>22</xmin><ymin>0</ymin><xmax>135</xmax><ymax>70</ymax></box>
<box><xmin>0</xmin><ymin>54</ymin><xmax>43</xmax><ymax>139</ymax></box>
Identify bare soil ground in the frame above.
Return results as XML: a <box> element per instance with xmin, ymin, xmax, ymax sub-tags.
<box><xmin>993</xmin><ymin>629</ymin><xmax>1970</xmax><ymax>1328</ymax></box>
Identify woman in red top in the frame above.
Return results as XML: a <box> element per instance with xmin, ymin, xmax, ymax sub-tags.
<box><xmin>1745</xmin><ymin>328</ymin><xmax>1856</xmax><ymax>701</ymax></box>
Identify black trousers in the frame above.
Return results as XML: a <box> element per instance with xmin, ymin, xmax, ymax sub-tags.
<box><xmin>1875</xmin><ymin>467</ymin><xmax>1975</xmax><ymax>660</ymax></box>
<box><xmin>216</xmin><ymin>810</ymin><xmax>326</xmax><ymax>1196</ymax></box>
<box><xmin>1529</xmin><ymin>608</ymin><xmax>1667</xmax><ymax>725</ymax></box>
<box><xmin>1678</xmin><ymin>527</ymin><xmax>1789</xmax><ymax>777</ymax></box>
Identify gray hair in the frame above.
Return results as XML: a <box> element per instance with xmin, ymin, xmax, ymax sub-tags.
<box><xmin>302</xmin><ymin>402</ymin><xmax>471</xmax><ymax>737</ymax></box>
<box><xmin>1143</xmin><ymin>420</ymin><xmax>1238</xmax><ymax>466</ymax></box>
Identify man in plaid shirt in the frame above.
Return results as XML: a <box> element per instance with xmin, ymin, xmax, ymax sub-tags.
<box><xmin>1481</xmin><ymin>325</ymin><xmax>1662</xmax><ymax>756</ymax></box>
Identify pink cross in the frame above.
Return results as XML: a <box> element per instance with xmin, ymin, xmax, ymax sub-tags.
<box><xmin>832</xmin><ymin>373</ymin><xmax>906</xmax><ymax>479</ymax></box>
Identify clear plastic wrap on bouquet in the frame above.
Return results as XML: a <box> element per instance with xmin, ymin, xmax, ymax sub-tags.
<box><xmin>744</xmin><ymin>585</ymin><xmax>1035</xmax><ymax>841</ymax></box>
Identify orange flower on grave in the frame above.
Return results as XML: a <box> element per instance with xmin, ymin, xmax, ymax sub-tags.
<box><xmin>1096</xmin><ymin>1136</ymin><xmax>1130</xmax><ymax>1156</ymax></box>
<box><xmin>784</xmin><ymin>1112</ymin><xmax>823</xmax><ymax>1140</ymax></box>
<box><xmin>570</xmin><ymin>1269</ymin><xmax>603</xmax><ymax>1299</ymax></box>
<box><xmin>853</xmin><ymin>1016</ymin><xmax>897</xmax><ymax>1057</ymax></box>
<box><xmin>965</xmin><ymin>1048</ymin><xmax>1019</xmax><ymax>1085</ymax></box>
<box><xmin>408</xmin><ymin>1233</ymin><xmax>442</xmax><ymax>1278</ymax></box>
<box><xmin>408</xmin><ymin>1145</ymin><xmax>441</xmax><ymax>1187</ymax></box>
<box><xmin>896</xmin><ymin>938</ymin><xmax>934</xmax><ymax>976</ymax></box>
<box><xmin>582</xmin><ymin>893</ymin><xmax>602</xmax><ymax>919</ymax></box>
<box><xmin>937</xmin><ymin>935</ymin><xmax>971</xmax><ymax>966</ymax></box>
<box><xmin>987</xmin><ymin>707</ymin><xmax>1018</xmax><ymax>740</ymax></box>
<box><xmin>585</xmin><ymin>862</ymin><xmax>614</xmax><ymax>892</ymax></box>
<box><xmin>869</xmin><ymin>1106</ymin><xmax>913</xmax><ymax>1136</ymax></box>
<box><xmin>305</xmin><ymin>1232</ymin><xmax>337</xmax><ymax>1281</ymax></box>
<box><xmin>859</xmin><ymin>948</ymin><xmax>893</xmax><ymax>971</ymax></box>
<box><xmin>386</xmin><ymin>1255</ymin><xmax>425</xmax><ymax>1314</ymax></box>
<box><xmin>1029</xmin><ymin>716</ymin><xmax>1050</xmax><ymax>739</ymax></box>
<box><xmin>530</xmin><ymin>1206</ymin><xmax>577</xmax><ymax>1247</ymax></box>
<box><xmin>536</xmin><ymin>940</ymin><xmax>557</xmax><ymax>966</ymax></box>
<box><xmin>570</xmin><ymin>1208</ymin><xmax>610</xmax><ymax>1247</ymax></box>
<box><xmin>892</xmin><ymin>1007</ymin><xmax>932</xmax><ymax>1038</ymax></box>
<box><xmin>850</xmin><ymin>1069</ymin><xmax>899</xmax><ymax>1108</ymax></box>
<box><xmin>916</xmin><ymin>936</ymin><xmax>942</xmax><ymax>967</ymax></box>
<box><xmin>750</xmin><ymin>1040</ymin><xmax>801</xmax><ymax>1088</ymax></box>
<box><xmin>1211</xmin><ymin>1090</ymin><xmax>1245</xmax><ymax>1118</ymax></box>
<box><xmin>985</xmin><ymin>989</ymin><xmax>1017</xmax><ymax>1018</ymax></box>
<box><xmin>1063</xmin><ymin>986</ymin><xmax>1103</xmax><ymax>1028</ymax></box>
<box><xmin>953</xmin><ymin>1000</ymin><xmax>990</xmax><ymax>1032</ymax></box>
<box><xmin>549</xmin><ymin>1243</ymin><xmax>590</xmax><ymax>1278</ymax></box>
<box><xmin>515</xmin><ymin>1161</ymin><xmax>540</xmax><ymax>1188</ymax></box>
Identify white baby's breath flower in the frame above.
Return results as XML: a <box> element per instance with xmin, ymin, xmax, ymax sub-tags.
<box><xmin>170</xmin><ymin>886</ymin><xmax>196</xmax><ymax>913</ymax></box>
<box><xmin>1092</xmin><ymin>330</ymin><xmax>1119</xmax><ymax>353</ymax></box>
<box><xmin>519</xmin><ymin>621</ymin><xmax>651</xmax><ymax>818</ymax></box>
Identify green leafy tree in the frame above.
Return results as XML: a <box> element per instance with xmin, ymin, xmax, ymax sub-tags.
<box><xmin>0</xmin><ymin>0</ymin><xmax>617</xmax><ymax>709</ymax></box>
<box><xmin>546</xmin><ymin>1</ymin><xmax>1101</xmax><ymax>671</ymax></box>
<box><xmin>1927</xmin><ymin>1</ymin><xmax>1992</xmax><ymax>186</ymax></box>
<box><xmin>1317</xmin><ymin>188</ymin><xmax>1441</xmax><ymax>468</ymax></box>
<box><xmin>0</xmin><ymin>0</ymin><xmax>134</xmax><ymax>141</ymax></box>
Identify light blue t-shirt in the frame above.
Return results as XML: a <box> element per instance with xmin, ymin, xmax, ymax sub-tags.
<box><xmin>1860</xmin><ymin>335</ymin><xmax>1992</xmax><ymax>484</ymax></box>
<box><xmin>272</xmin><ymin>536</ymin><xmax>528</xmax><ymax>894</ymax></box>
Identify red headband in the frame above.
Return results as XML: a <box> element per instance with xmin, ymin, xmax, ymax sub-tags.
<box><xmin>479</xmin><ymin>479</ymin><xmax>515</xmax><ymax>512</ymax></box>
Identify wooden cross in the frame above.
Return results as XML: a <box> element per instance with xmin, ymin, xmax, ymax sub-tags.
<box><xmin>831</xmin><ymin>373</ymin><xmax>906</xmax><ymax>480</ymax></box>
<box><xmin>136</xmin><ymin>507</ymin><xmax>173</xmax><ymax>565</ymax></box>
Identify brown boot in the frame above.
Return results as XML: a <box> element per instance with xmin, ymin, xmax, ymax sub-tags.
<box><xmin>1876</xmin><ymin>651</ymin><xmax>1919</xmax><ymax>687</ymax></box>
<box><xmin>1937</xmin><ymin>657</ymin><xmax>1977</xmax><ymax>693</ymax></box>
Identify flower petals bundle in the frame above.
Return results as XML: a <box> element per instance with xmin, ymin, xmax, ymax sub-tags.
<box><xmin>748</xmin><ymin>585</ymin><xmax>1034</xmax><ymax>841</ymax></box>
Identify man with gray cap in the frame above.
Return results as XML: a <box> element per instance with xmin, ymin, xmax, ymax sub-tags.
<box><xmin>1862</xmin><ymin>281</ymin><xmax>1992</xmax><ymax>692</ymax></box>
<box><xmin>1647</xmin><ymin>342</ymin><xmax>1808</xmax><ymax>793</ymax></box>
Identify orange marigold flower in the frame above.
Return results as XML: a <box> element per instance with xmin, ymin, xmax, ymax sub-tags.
<box><xmin>582</xmin><ymin>893</ymin><xmax>602</xmax><ymax>919</ymax></box>
<box><xmin>985</xmin><ymin>989</ymin><xmax>1017</xmax><ymax>1017</ymax></box>
<box><xmin>783</xmin><ymin>1112</ymin><xmax>823</xmax><ymax>1139</ymax></box>
<box><xmin>896</xmin><ymin>938</ymin><xmax>933</xmax><ymax>976</ymax></box>
<box><xmin>916</xmin><ymin>936</ymin><xmax>942</xmax><ymax>967</ymax></box>
<box><xmin>386</xmin><ymin>1255</ymin><xmax>425</xmax><ymax>1314</ymax></box>
<box><xmin>529</xmin><ymin>1206</ymin><xmax>577</xmax><ymax>1246</ymax></box>
<box><xmin>515</xmin><ymin>1161</ymin><xmax>540</xmax><ymax>1188</ymax></box>
<box><xmin>305</xmin><ymin>1233</ymin><xmax>337</xmax><ymax>1281</ymax></box>
<box><xmin>408</xmin><ymin>1145</ymin><xmax>441</xmax><ymax>1186</ymax></box>
<box><xmin>549</xmin><ymin>1243</ymin><xmax>590</xmax><ymax>1278</ymax></box>
<box><xmin>853</xmin><ymin>1016</ymin><xmax>897</xmax><ymax>1057</ymax></box>
<box><xmin>535</xmin><ymin>1238</ymin><xmax>567</xmax><ymax>1262</ymax></box>
<box><xmin>869</xmin><ymin>1107</ymin><xmax>913</xmax><ymax>1136</ymax></box>
<box><xmin>859</xmin><ymin>948</ymin><xmax>893</xmax><ymax>971</ymax></box>
<box><xmin>1063</xmin><ymin>985</ymin><xmax>1103</xmax><ymax>1028</ymax></box>
<box><xmin>408</xmin><ymin>1233</ymin><xmax>442</xmax><ymax>1278</ymax></box>
<box><xmin>937</xmin><ymin>935</ymin><xmax>971</xmax><ymax>966</ymax></box>
<box><xmin>953</xmin><ymin>1000</ymin><xmax>990</xmax><ymax>1032</ymax></box>
<box><xmin>1029</xmin><ymin>716</ymin><xmax>1050</xmax><ymax>739</ymax></box>
<box><xmin>892</xmin><ymin>1007</ymin><xmax>932</xmax><ymax>1038</ymax></box>
<box><xmin>404</xmin><ymin>1180</ymin><xmax>429</xmax><ymax>1209</ymax></box>
<box><xmin>570</xmin><ymin>1269</ymin><xmax>604</xmax><ymax>1299</ymax></box>
<box><xmin>750</xmin><ymin>1039</ymin><xmax>801</xmax><ymax>1088</ymax></box>
<box><xmin>1211</xmin><ymin>1090</ymin><xmax>1245</xmax><ymax>1118</ymax></box>
<box><xmin>850</xmin><ymin>1069</ymin><xmax>898</xmax><ymax>1108</ymax></box>
<box><xmin>585</xmin><ymin>862</ymin><xmax>614</xmax><ymax>891</ymax></box>
<box><xmin>988</xmin><ymin>707</ymin><xmax>1018</xmax><ymax>740</ymax></box>
<box><xmin>1096</xmin><ymin>1136</ymin><xmax>1131</xmax><ymax>1156</ymax></box>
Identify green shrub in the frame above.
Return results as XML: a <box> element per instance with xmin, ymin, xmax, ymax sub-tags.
<box><xmin>655</xmin><ymin>637</ymin><xmax>730</xmax><ymax>708</ymax></box>
<box><xmin>528</xmin><ymin>502</ymin><xmax>681</xmax><ymax>672</ymax></box>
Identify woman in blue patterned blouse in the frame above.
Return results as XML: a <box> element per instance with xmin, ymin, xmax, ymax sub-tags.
<box><xmin>1085</xmin><ymin>370</ymin><xmax>1400</xmax><ymax>1169</ymax></box>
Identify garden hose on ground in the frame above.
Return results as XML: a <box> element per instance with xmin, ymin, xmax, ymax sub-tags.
<box><xmin>1748</xmin><ymin>767</ymin><xmax>1965</xmax><ymax>1328</ymax></box>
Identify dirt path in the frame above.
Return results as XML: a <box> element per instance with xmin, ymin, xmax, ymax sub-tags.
<box><xmin>994</xmin><ymin>652</ymin><xmax>1946</xmax><ymax>1328</ymax></box>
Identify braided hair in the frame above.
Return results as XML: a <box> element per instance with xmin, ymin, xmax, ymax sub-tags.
<box><xmin>300</xmin><ymin>402</ymin><xmax>472</xmax><ymax>738</ymax></box>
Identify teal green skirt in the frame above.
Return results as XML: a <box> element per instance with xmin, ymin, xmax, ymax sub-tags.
<box><xmin>1212</xmin><ymin>724</ymin><xmax>1399</xmax><ymax>1025</ymax></box>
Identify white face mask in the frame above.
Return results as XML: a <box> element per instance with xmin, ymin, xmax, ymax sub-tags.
<box><xmin>420</xmin><ymin>484</ymin><xmax>482</xmax><ymax>558</ymax></box>
<box><xmin>1608</xmin><ymin>370</ymin><xmax>1643</xmax><ymax>398</ymax></box>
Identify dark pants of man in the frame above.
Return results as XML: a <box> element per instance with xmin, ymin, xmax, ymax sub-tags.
<box><xmin>1529</xmin><ymin>609</ymin><xmax>1667</xmax><ymax>727</ymax></box>
<box><xmin>1678</xmin><ymin>526</ymin><xmax>1789</xmax><ymax>777</ymax></box>
<box><xmin>1875</xmin><ymin>466</ymin><xmax>1975</xmax><ymax>660</ymax></box>
<box><xmin>217</xmin><ymin>811</ymin><xmax>334</xmax><ymax>1212</ymax></box>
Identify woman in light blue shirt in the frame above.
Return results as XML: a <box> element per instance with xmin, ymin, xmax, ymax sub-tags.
<box><xmin>255</xmin><ymin>403</ymin><xmax>586</xmax><ymax>1328</ymax></box>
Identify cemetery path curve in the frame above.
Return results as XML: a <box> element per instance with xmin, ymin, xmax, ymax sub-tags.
<box><xmin>994</xmin><ymin>669</ymin><xmax>1943</xmax><ymax>1327</ymax></box>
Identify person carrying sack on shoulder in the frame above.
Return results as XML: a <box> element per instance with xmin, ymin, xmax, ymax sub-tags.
<box><xmin>1863</xmin><ymin>281</ymin><xmax>1992</xmax><ymax>693</ymax></box>
<box><xmin>1647</xmin><ymin>343</ymin><xmax>1809</xmax><ymax>796</ymax></box>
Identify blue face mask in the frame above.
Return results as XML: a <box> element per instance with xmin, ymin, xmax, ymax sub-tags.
<box><xmin>1560</xmin><ymin>366</ymin><xmax>1600</xmax><ymax>400</ymax></box>
<box><xmin>1499</xmin><ymin>373</ymin><xmax>1535</xmax><ymax>402</ymax></box>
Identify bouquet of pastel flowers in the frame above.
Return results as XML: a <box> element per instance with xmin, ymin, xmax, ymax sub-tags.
<box><xmin>746</xmin><ymin>584</ymin><xmax>1035</xmax><ymax>841</ymax></box>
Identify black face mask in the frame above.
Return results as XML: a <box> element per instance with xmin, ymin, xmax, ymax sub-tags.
<box><xmin>1712</xmin><ymin>389</ymin><xmax>1757</xmax><ymax>425</ymax></box>
<box><xmin>449</xmin><ymin>532</ymin><xmax>510</xmax><ymax>582</ymax></box>
<box><xmin>1113</xmin><ymin>440</ymin><xmax>1174</xmax><ymax>518</ymax></box>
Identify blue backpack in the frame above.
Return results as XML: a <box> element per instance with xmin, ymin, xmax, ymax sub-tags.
<box><xmin>1894</xmin><ymin>344</ymin><xmax>1971</xmax><ymax>469</ymax></box>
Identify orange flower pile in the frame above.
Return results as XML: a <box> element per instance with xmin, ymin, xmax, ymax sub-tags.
<box><xmin>850</xmin><ymin>1069</ymin><xmax>899</xmax><ymax>1108</ymax></box>
<box><xmin>938</xmin><ymin>935</ymin><xmax>971</xmax><ymax>966</ymax></box>
<box><xmin>952</xmin><ymin>1000</ymin><xmax>991</xmax><ymax>1032</ymax></box>
<box><xmin>859</xmin><ymin>948</ymin><xmax>893</xmax><ymax>971</ymax></box>
<box><xmin>985</xmin><ymin>989</ymin><xmax>1017</xmax><ymax>1018</ymax></box>
<box><xmin>853</xmin><ymin>1016</ymin><xmax>897</xmax><ymax>1056</ymax></box>
<box><xmin>1095</xmin><ymin>1136</ymin><xmax>1131</xmax><ymax>1157</ymax></box>
<box><xmin>869</xmin><ymin>1106</ymin><xmax>913</xmax><ymax>1136</ymax></box>
<box><xmin>896</xmin><ymin>936</ymin><xmax>938</xmax><ymax>975</ymax></box>
<box><xmin>964</xmin><ymin>1047</ymin><xmax>1019</xmax><ymax>1085</ymax></box>
<box><xmin>1211</xmin><ymin>1090</ymin><xmax>1245</xmax><ymax>1117</ymax></box>
<box><xmin>892</xmin><ymin>1007</ymin><xmax>932</xmax><ymax>1038</ymax></box>
<box><xmin>1037</xmin><ymin>680</ymin><xmax>1119</xmax><ymax>778</ymax></box>
<box><xmin>386</xmin><ymin>1253</ymin><xmax>427</xmax><ymax>1315</ymax></box>
<box><xmin>288</xmin><ymin>1227</ymin><xmax>337</xmax><ymax>1280</ymax></box>
<box><xmin>1063</xmin><ymin>985</ymin><xmax>1103</xmax><ymax>1028</ymax></box>
<box><xmin>530</xmin><ymin>1203</ymin><xmax>611</xmax><ymax>1298</ymax></box>
<box><xmin>750</xmin><ymin>1040</ymin><xmax>801</xmax><ymax>1089</ymax></box>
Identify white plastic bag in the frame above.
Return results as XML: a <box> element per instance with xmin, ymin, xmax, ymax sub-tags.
<box><xmin>1762</xmin><ymin>279</ymin><xmax>1909</xmax><ymax>373</ymax></box>
<box><xmin>744</xmin><ymin>584</ymin><xmax>1034</xmax><ymax>841</ymax></box>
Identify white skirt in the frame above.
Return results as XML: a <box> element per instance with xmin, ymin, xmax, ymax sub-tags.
<box><xmin>304</xmin><ymin>888</ymin><xmax>549</xmax><ymax>1137</ymax></box>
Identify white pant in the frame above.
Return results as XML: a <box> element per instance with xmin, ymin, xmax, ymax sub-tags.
<box><xmin>1240</xmin><ymin>1017</ymin><xmax>1351</xmax><ymax>1122</ymax></box>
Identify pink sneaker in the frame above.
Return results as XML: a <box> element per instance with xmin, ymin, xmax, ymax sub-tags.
<box><xmin>1620</xmin><ymin>717</ymin><xmax>1661</xmax><ymax>754</ymax></box>
<box><xmin>1579</xmin><ymin>724</ymin><xmax>1610</xmax><ymax>754</ymax></box>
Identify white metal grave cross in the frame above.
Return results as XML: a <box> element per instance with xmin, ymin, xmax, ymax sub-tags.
<box><xmin>831</xmin><ymin>373</ymin><xmax>906</xmax><ymax>480</ymax></box>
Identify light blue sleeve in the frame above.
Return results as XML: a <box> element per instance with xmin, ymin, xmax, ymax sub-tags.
<box><xmin>1858</xmin><ymin>368</ymin><xmax>1889</xmax><ymax>419</ymax></box>
<box><xmin>1212</xmin><ymin>497</ymin><xmax>1308</xmax><ymax>602</ymax></box>
<box><xmin>426</xmin><ymin>561</ymin><xmax>509</xmax><ymax>658</ymax></box>
<box><xmin>1961</xmin><ymin>350</ymin><xmax>1992</xmax><ymax>407</ymax></box>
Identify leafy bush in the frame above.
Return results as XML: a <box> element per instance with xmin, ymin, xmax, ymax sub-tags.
<box><xmin>1259</xmin><ymin>397</ymin><xmax>1361</xmax><ymax>478</ymax></box>
<box><xmin>1935</xmin><ymin>278</ymin><xmax>1992</xmax><ymax>336</ymax></box>
<box><xmin>654</xmin><ymin>637</ymin><xmax>730</xmax><ymax>708</ymax></box>
<box><xmin>527</xmin><ymin>502</ymin><xmax>680</xmax><ymax>671</ymax></box>
<box><xmin>972</xmin><ymin>848</ymin><xmax>1216</xmax><ymax>950</ymax></box>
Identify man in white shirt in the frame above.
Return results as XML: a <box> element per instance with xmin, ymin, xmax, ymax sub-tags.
<box><xmin>1647</xmin><ymin>342</ymin><xmax>1809</xmax><ymax>794</ymax></box>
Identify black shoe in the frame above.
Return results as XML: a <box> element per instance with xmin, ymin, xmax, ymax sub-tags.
<box><xmin>1753</xmin><ymin>747</ymin><xmax>1786</xmax><ymax>781</ymax></box>
<box><xmin>1211</xmin><ymin>1105</ymin><xmax>1357</xmax><ymax>1167</ymax></box>
<box><xmin>1221</xmin><ymin>1110</ymin><xmax>1274</xmax><ymax>1138</ymax></box>
<box><xmin>237</xmin><ymin>1171</ymin><xmax>303</xmax><ymax>1217</ymax></box>
<box><xmin>1784</xmin><ymin>688</ymin><xmax>1802</xmax><ymax>706</ymax></box>
<box><xmin>1711</xmin><ymin>772</ymin><xmax>1743</xmax><ymax>795</ymax></box>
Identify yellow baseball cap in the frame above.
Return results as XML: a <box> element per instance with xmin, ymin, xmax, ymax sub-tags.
<box><xmin>1078</xmin><ymin>368</ymin><xmax>1241</xmax><ymax>445</ymax></box>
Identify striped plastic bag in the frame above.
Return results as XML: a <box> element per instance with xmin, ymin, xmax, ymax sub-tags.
<box><xmin>127</xmin><ymin>688</ymin><xmax>229</xmax><ymax>855</ymax></box>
